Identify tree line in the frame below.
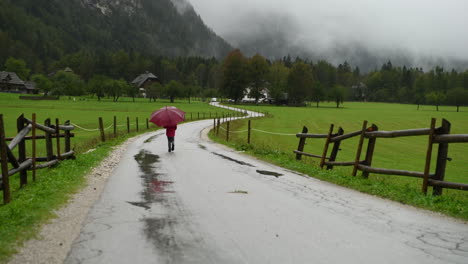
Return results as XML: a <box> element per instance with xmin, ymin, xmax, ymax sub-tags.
<box><xmin>3</xmin><ymin>48</ymin><xmax>468</xmax><ymax>110</ymax></box>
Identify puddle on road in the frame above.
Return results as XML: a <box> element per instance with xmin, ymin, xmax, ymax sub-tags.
<box><xmin>212</xmin><ymin>152</ymin><xmax>255</xmax><ymax>167</ymax></box>
<box><xmin>256</xmin><ymin>170</ymin><xmax>283</xmax><ymax>177</ymax></box>
<box><xmin>127</xmin><ymin>201</ymin><xmax>151</xmax><ymax>210</ymax></box>
<box><xmin>152</xmin><ymin>180</ymin><xmax>174</xmax><ymax>193</ymax></box>
<box><xmin>144</xmin><ymin>134</ymin><xmax>160</xmax><ymax>143</ymax></box>
<box><xmin>134</xmin><ymin>150</ymin><xmax>160</xmax><ymax>175</ymax></box>
<box><xmin>228</xmin><ymin>190</ymin><xmax>248</xmax><ymax>194</ymax></box>
<box><xmin>198</xmin><ymin>144</ymin><xmax>207</xmax><ymax>150</ymax></box>
<box><xmin>144</xmin><ymin>217</ymin><xmax>182</xmax><ymax>263</ymax></box>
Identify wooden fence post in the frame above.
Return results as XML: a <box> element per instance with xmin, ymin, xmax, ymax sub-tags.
<box><xmin>226</xmin><ymin>121</ymin><xmax>230</xmax><ymax>141</ymax></box>
<box><xmin>327</xmin><ymin>127</ymin><xmax>344</xmax><ymax>170</ymax></box>
<box><xmin>44</xmin><ymin>118</ymin><xmax>53</xmax><ymax>162</ymax></box>
<box><xmin>17</xmin><ymin>114</ymin><xmax>27</xmax><ymax>186</ymax></box>
<box><xmin>422</xmin><ymin>118</ymin><xmax>436</xmax><ymax>194</ymax></box>
<box><xmin>213</xmin><ymin>119</ymin><xmax>216</xmax><ymax>130</ymax></box>
<box><xmin>296</xmin><ymin>126</ymin><xmax>308</xmax><ymax>160</ymax></box>
<box><xmin>99</xmin><ymin>117</ymin><xmax>105</xmax><ymax>142</ymax></box>
<box><xmin>248</xmin><ymin>120</ymin><xmax>251</xmax><ymax>144</ymax></box>
<box><xmin>433</xmin><ymin>119</ymin><xmax>451</xmax><ymax>196</ymax></box>
<box><xmin>352</xmin><ymin>120</ymin><xmax>368</xmax><ymax>176</ymax></box>
<box><xmin>146</xmin><ymin>118</ymin><xmax>149</xmax><ymax>129</ymax></box>
<box><xmin>113</xmin><ymin>116</ymin><xmax>117</xmax><ymax>137</ymax></box>
<box><xmin>55</xmin><ymin>118</ymin><xmax>61</xmax><ymax>160</ymax></box>
<box><xmin>191</xmin><ymin>113</ymin><xmax>193</xmax><ymax>121</ymax></box>
<box><xmin>0</xmin><ymin>114</ymin><xmax>11</xmax><ymax>204</ymax></box>
<box><xmin>32</xmin><ymin>114</ymin><xmax>37</xmax><ymax>181</ymax></box>
<box><xmin>216</xmin><ymin>118</ymin><xmax>220</xmax><ymax>136</ymax></box>
<box><xmin>127</xmin><ymin>117</ymin><xmax>130</xmax><ymax>133</ymax></box>
<box><xmin>362</xmin><ymin>124</ymin><xmax>378</xmax><ymax>178</ymax></box>
<box><xmin>136</xmin><ymin>117</ymin><xmax>139</xmax><ymax>132</ymax></box>
<box><xmin>320</xmin><ymin>124</ymin><xmax>334</xmax><ymax>168</ymax></box>
<box><xmin>64</xmin><ymin>120</ymin><xmax>71</xmax><ymax>154</ymax></box>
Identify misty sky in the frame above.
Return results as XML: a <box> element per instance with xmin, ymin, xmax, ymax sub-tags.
<box><xmin>188</xmin><ymin>0</ymin><xmax>468</xmax><ymax>61</ymax></box>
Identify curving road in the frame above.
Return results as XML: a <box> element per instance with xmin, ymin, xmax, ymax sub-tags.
<box><xmin>65</xmin><ymin>104</ymin><xmax>468</xmax><ymax>264</ymax></box>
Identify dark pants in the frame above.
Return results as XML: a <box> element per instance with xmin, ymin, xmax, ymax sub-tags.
<box><xmin>167</xmin><ymin>136</ymin><xmax>174</xmax><ymax>151</ymax></box>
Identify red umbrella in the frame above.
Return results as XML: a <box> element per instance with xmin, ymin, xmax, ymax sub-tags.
<box><xmin>150</xmin><ymin>106</ymin><xmax>185</xmax><ymax>127</ymax></box>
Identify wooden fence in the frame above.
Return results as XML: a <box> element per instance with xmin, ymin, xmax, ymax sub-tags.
<box><xmin>0</xmin><ymin>114</ymin><xmax>75</xmax><ymax>204</ymax></box>
<box><xmin>294</xmin><ymin>118</ymin><xmax>468</xmax><ymax>196</ymax></box>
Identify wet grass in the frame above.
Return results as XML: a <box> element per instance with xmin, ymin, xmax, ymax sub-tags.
<box><xmin>0</xmin><ymin>93</ymin><xmax>237</xmax><ymax>154</ymax></box>
<box><xmin>209</xmin><ymin>102</ymin><xmax>468</xmax><ymax>221</ymax></box>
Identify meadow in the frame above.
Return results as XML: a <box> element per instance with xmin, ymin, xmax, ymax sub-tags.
<box><xmin>0</xmin><ymin>93</ymin><xmax>235</xmax><ymax>153</ymax></box>
<box><xmin>212</xmin><ymin>101</ymin><xmax>468</xmax><ymax>220</ymax></box>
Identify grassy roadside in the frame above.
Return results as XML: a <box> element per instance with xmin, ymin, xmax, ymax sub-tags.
<box><xmin>208</xmin><ymin>102</ymin><xmax>468</xmax><ymax>221</ymax></box>
<box><xmin>0</xmin><ymin>132</ymin><xmax>139</xmax><ymax>263</ymax></box>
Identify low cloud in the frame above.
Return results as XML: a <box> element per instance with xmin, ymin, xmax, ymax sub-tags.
<box><xmin>188</xmin><ymin>0</ymin><xmax>468</xmax><ymax>70</ymax></box>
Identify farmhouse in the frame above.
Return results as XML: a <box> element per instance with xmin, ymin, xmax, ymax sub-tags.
<box><xmin>131</xmin><ymin>71</ymin><xmax>160</xmax><ymax>98</ymax></box>
<box><xmin>0</xmin><ymin>71</ymin><xmax>37</xmax><ymax>94</ymax></box>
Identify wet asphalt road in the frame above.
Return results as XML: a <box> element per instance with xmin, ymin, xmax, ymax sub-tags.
<box><xmin>65</xmin><ymin>105</ymin><xmax>468</xmax><ymax>264</ymax></box>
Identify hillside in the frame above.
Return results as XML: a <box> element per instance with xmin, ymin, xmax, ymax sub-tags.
<box><xmin>0</xmin><ymin>0</ymin><xmax>231</xmax><ymax>72</ymax></box>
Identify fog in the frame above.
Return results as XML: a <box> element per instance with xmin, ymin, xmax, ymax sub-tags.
<box><xmin>188</xmin><ymin>0</ymin><xmax>468</xmax><ymax>70</ymax></box>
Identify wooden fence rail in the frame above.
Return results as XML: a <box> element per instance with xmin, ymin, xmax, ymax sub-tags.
<box><xmin>0</xmin><ymin>114</ymin><xmax>75</xmax><ymax>204</ymax></box>
<box><xmin>294</xmin><ymin>118</ymin><xmax>468</xmax><ymax>196</ymax></box>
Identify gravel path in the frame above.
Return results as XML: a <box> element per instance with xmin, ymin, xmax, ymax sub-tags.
<box><xmin>8</xmin><ymin>134</ymin><xmax>144</xmax><ymax>264</ymax></box>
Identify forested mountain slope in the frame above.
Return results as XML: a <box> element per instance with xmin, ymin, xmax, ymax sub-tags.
<box><xmin>0</xmin><ymin>0</ymin><xmax>231</xmax><ymax>72</ymax></box>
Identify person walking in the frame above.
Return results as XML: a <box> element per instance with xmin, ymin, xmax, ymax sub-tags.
<box><xmin>164</xmin><ymin>125</ymin><xmax>177</xmax><ymax>152</ymax></box>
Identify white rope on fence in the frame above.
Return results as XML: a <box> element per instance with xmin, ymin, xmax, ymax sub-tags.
<box><xmin>218</xmin><ymin>126</ymin><xmax>297</xmax><ymax>136</ymax></box>
<box><xmin>72</xmin><ymin>122</ymin><xmax>142</xmax><ymax>132</ymax></box>
<box><xmin>103</xmin><ymin>124</ymin><xmax>114</xmax><ymax>131</ymax></box>
<box><xmin>218</xmin><ymin>126</ymin><xmax>247</xmax><ymax>133</ymax></box>
<box><xmin>251</xmin><ymin>128</ymin><xmax>297</xmax><ymax>136</ymax></box>
<box><xmin>70</xmin><ymin>122</ymin><xmax>100</xmax><ymax>132</ymax></box>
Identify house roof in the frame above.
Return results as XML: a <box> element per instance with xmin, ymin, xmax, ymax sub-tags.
<box><xmin>24</xmin><ymin>81</ymin><xmax>36</xmax><ymax>90</ymax></box>
<box><xmin>0</xmin><ymin>71</ymin><xmax>25</xmax><ymax>85</ymax></box>
<box><xmin>131</xmin><ymin>72</ymin><xmax>159</xmax><ymax>87</ymax></box>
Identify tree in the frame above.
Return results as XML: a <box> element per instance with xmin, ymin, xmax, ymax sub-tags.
<box><xmin>87</xmin><ymin>75</ymin><xmax>111</xmax><ymax>101</ymax></box>
<box><xmin>4</xmin><ymin>57</ymin><xmax>30</xmax><ymax>80</ymax></box>
<box><xmin>287</xmin><ymin>62</ymin><xmax>313</xmax><ymax>105</ymax></box>
<box><xmin>221</xmin><ymin>49</ymin><xmax>249</xmax><ymax>103</ymax></box>
<box><xmin>330</xmin><ymin>85</ymin><xmax>346</xmax><ymax>108</ymax></box>
<box><xmin>248</xmin><ymin>54</ymin><xmax>269</xmax><ymax>103</ymax></box>
<box><xmin>312</xmin><ymin>81</ymin><xmax>325</xmax><ymax>107</ymax></box>
<box><xmin>51</xmin><ymin>71</ymin><xmax>85</xmax><ymax>96</ymax></box>
<box><xmin>268</xmin><ymin>61</ymin><xmax>289</xmax><ymax>104</ymax></box>
<box><xmin>146</xmin><ymin>82</ymin><xmax>163</xmax><ymax>102</ymax></box>
<box><xmin>164</xmin><ymin>80</ymin><xmax>182</xmax><ymax>103</ymax></box>
<box><xmin>114</xmin><ymin>79</ymin><xmax>130</xmax><ymax>102</ymax></box>
<box><xmin>446</xmin><ymin>87</ymin><xmax>468</xmax><ymax>112</ymax></box>
<box><xmin>126</xmin><ymin>84</ymin><xmax>139</xmax><ymax>102</ymax></box>
<box><xmin>31</xmin><ymin>74</ymin><xmax>53</xmax><ymax>95</ymax></box>
<box><xmin>425</xmin><ymin>91</ymin><xmax>446</xmax><ymax>111</ymax></box>
<box><xmin>412</xmin><ymin>74</ymin><xmax>428</xmax><ymax>110</ymax></box>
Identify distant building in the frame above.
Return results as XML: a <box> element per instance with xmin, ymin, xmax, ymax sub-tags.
<box><xmin>0</xmin><ymin>71</ymin><xmax>37</xmax><ymax>94</ymax></box>
<box><xmin>351</xmin><ymin>82</ymin><xmax>367</xmax><ymax>101</ymax></box>
<box><xmin>131</xmin><ymin>71</ymin><xmax>160</xmax><ymax>98</ymax></box>
<box><xmin>48</xmin><ymin>66</ymin><xmax>74</xmax><ymax>78</ymax></box>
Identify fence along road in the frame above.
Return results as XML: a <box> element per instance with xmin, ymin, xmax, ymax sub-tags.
<box><xmin>66</xmin><ymin>103</ymin><xmax>468</xmax><ymax>264</ymax></box>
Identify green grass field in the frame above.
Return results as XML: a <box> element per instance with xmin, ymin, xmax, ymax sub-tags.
<box><xmin>212</xmin><ymin>101</ymin><xmax>468</xmax><ymax>220</ymax></box>
<box><xmin>0</xmin><ymin>93</ymin><xmax>235</xmax><ymax>153</ymax></box>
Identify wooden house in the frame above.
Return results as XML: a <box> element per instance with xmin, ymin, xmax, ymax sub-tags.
<box><xmin>0</xmin><ymin>71</ymin><xmax>37</xmax><ymax>94</ymax></box>
<box><xmin>131</xmin><ymin>71</ymin><xmax>160</xmax><ymax>97</ymax></box>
